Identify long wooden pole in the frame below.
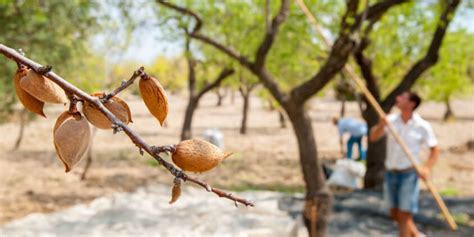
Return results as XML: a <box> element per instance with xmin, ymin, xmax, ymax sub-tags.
<box><xmin>295</xmin><ymin>0</ymin><xmax>458</xmax><ymax>230</ymax></box>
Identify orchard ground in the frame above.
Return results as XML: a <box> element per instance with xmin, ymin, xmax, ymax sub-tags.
<box><xmin>0</xmin><ymin>92</ymin><xmax>473</xmax><ymax>225</ymax></box>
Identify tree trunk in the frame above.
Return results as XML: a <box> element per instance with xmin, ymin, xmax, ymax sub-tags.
<box><xmin>340</xmin><ymin>98</ymin><xmax>346</xmax><ymax>118</ymax></box>
<box><xmin>216</xmin><ymin>90</ymin><xmax>224</xmax><ymax>107</ymax></box>
<box><xmin>286</xmin><ymin>103</ymin><xmax>332</xmax><ymax>237</ymax></box>
<box><xmin>240</xmin><ymin>93</ymin><xmax>250</xmax><ymax>134</ymax></box>
<box><xmin>181</xmin><ymin>98</ymin><xmax>198</xmax><ymax>140</ymax></box>
<box><xmin>278</xmin><ymin>110</ymin><xmax>287</xmax><ymax>128</ymax></box>
<box><xmin>12</xmin><ymin>108</ymin><xmax>27</xmax><ymax>151</ymax></box>
<box><xmin>363</xmin><ymin>107</ymin><xmax>386</xmax><ymax>189</ymax></box>
<box><xmin>443</xmin><ymin>97</ymin><xmax>454</xmax><ymax>121</ymax></box>
<box><xmin>355</xmin><ymin>93</ymin><xmax>365</xmax><ymax>116</ymax></box>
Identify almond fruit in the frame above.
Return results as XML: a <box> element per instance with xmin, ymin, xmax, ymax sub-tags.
<box><xmin>53</xmin><ymin>111</ymin><xmax>91</xmax><ymax>172</ymax></box>
<box><xmin>14</xmin><ymin>67</ymin><xmax>46</xmax><ymax>117</ymax></box>
<box><xmin>139</xmin><ymin>76</ymin><xmax>168</xmax><ymax>126</ymax></box>
<box><xmin>172</xmin><ymin>138</ymin><xmax>232</xmax><ymax>172</ymax></box>
<box><xmin>20</xmin><ymin>69</ymin><xmax>67</xmax><ymax>104</ymax></box>
<box><xmin>82</xmin><ymin>93</ymin><xmax>132</xmax><ymax>129</ymax></box>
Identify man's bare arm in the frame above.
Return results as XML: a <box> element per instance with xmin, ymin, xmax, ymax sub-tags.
<box><xmin>426</xmin><ymin>146</ymin><xmax>440</xmax><ymax>170</ymax></box>
<box><xmin>418</xmin><ymin>146</ymin><xmax>440</xmax><ymax>180</ymax></box>
<box><xmin>369</xmin><ymin>118</ymin><xmax>387</xmax><ymax>142</ymax></box>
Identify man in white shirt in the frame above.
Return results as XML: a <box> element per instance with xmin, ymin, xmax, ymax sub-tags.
<box><xmin>370</xmin><ymin>91</ymin><xmax>439</xmax><ymax>237</ymax></box>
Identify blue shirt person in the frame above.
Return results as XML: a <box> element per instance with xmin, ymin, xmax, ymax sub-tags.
<box><xmin>332</xmin><ymin>117</ymin><xmax>367</xmax><ymax>160</ymax></box>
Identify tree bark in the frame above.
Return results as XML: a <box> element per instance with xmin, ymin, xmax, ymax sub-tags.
<box><xmin>278</xmin><ymin>109</ymin><xmax>287</xmax><ymax>128</ymax></box>
<box><xmin>443</xmin><ymin>97</ymin><xmax>454</xmax><ymax>121</ymax></box>
<box><xmin>340</xmin><ymin>98</ymin><xmax>346</xmax><ymax>118</ymax></box>
<box><xmin>215</xmin><ymin>88</ymin><xmax>225</xmax><ymax>106</ymax></box>
<box><xmin>363</xmin><ymin>107</ymin><xmax>386</xmax><ymax>189</ymax></box>
<box><xmin>286</xmin><ymin>103</ymin><xmax>332</xmax><ymax>237</ymax></box>
<box><xmin>240</xmin><ymin>92</ymin><xmax>250</xmax><ymax>134</ymax></box>
<box><xmin>181</xmin><ymin>99</ymin><xmax>198</xmax><ymax>140</ymax></box>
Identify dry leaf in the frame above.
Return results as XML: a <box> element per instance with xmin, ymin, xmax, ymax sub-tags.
<box><xmin>14</xmin><ymin>67</ymin><xmax>46</xmax><ymax>117</ymax></box>
<box><xmin>139</xmin><ymin>76</ymin><xmax>168</xmax><ymax>126</ymax></box>
<box><xmin>83</xmin><ymin>93</ymin><xmax>132</xmax><ymax>129</ymax></box>
<box><xmin>169</xmin><ymin>178</ymin><xmax>182</xmax><ymax>204</ymax></box>
<box><xmin>20</xmin><ymin>69</ymin><xmax>67</xmax><ymax>104</ymax></box>
<box><xmin>53</xmin><ymin>111</ymin><xmax>91</xmax><ymax>172</ymax></box>
<box><xmin>172</xmin><ymin>138</ymin><xmax>233</xmax><ymax>172</ymax></box>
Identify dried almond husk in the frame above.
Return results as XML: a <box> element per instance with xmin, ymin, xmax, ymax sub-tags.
<box><xmin>139</xmin><ymin>76</ymin><xmax>168</xmax><ymax>126</ymax></box>
<box><xmin>82</xmin><ymin>93</ymin><xmax>132</xmax><ymax>129</ymax></box>
<box><xmin>172</xmin><ymin>138</ymin><xmax>233</xmax><ymax>172</ymax></box>
<box><xmin>14</xmin><ymin>67</ymin><xmax>46</xmax><ymax>117</ymax></box>
<box><xmin>20</xmin><ymin>69</ymin><xmax>67</xmax><ymax>104</ymax></box>
<box><xmin>169</xmin><ymin>178</ymin><xmax>182</xmax><ymax>204</ymax></box>
<box><xmin>53</xmin><ymin>111</ymin><xmax>91</xmax><ymax>172</ymax></box>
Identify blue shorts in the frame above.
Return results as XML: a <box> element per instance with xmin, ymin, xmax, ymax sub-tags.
<box><xmin>384</xmin><ymin>169</ymin><xmax>420</xmax><ymax>214</ymax></box>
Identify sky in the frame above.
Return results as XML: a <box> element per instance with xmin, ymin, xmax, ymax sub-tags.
<box><xmin>107</xmin><ymin>3</ymin><xmax>474</xmax><ymax>65</ymax></box>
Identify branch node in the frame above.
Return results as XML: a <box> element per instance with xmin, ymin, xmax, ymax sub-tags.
<box><xmin>151</xmin><ymin>145</ymin><xmax>176</xmax><ymax>155</ymax></box>
<box><xmin>173</xmin><ymin>177</ymin><xmax>182</xmax><ymax>185</ymax></box>
<box><xmin>205</xmin><ymin>184</ymin><xmax>212</xmax><ymax>192</ymax></box>
<box><xmin>67</xmin><ymin>94</ymin><xmax>79</xmax><ymax>114</ymax></box>
<box><xmin>37</xmin><ymin>65</ymin><xmax>52</xmax><ymax>75</ymax></box>
<box><xmin>168</xmin><ymin>167</ymin><xmax>185</xmax><ymax>180</ymax></box>
<box><xmin>112</xmin><ymin>123</ymin><xmax>123</xmax><ymax>134</ymax></box>
<box><xmin>103</xmin><ymin>66</ymin><xmax>147</xmax><ymax>101</ymax></box>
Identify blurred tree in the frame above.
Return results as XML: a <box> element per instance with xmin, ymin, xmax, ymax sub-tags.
<box><xmin>148</xmin><ymin>56</ymin><xmax>187</xmax><ymax>94</ymax></box>
<box><xmin>352</xmin><ymin>0</ymin><xmax>462</xmax><ymax>188</ymax></box>
<box><xmin>257</xmin><ymin>89</ymin><xmax>288</xmax><ymax>128</ymax></box>
<box><xmin>0</xmin><ymin>0</ymin><xmax>102</xmax><ymax>121</ymax></box>
<box><xmin>157</xmin><ymin>0</ymin><xmax>404</xmax><ymax>235</ymax></box>
<box><xmin>0</xmin><ymin>0</ymin><xmax>106</xmax><ymax>152</ymax></box>
<box><xmin>334</xmin><ymin>72</ymin><xmax>363</xmax><ymax>118</ymax></box>
<box><xmin>180</xmin><ymin>36</ymin><xmax>234</xmax><ymax>140</ymax></box>
<box><xmin>213</xmin><ymin>86</ymin><xmax>227</xmax><ymax>107</ymax></box>
<box><xmin>237</xmin><ymin>69</ymin><xmax>259</xmax><ymax>134</ymax></box>
<box><xmin>416</xmin><ymin>30</ymin><xmax>474</xmax><ymax>121</ymax></box>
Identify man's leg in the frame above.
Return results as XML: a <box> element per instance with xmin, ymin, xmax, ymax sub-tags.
<box><xmin>347</xmin><ymin>136</ymin><xmax>355</xmax><ymax>159</ymax></box>
<box><xmin>390</xmin><ymin>208</ymin><xmax>399</xmax><ymax>223</ymax></box>
<box><xmin>398</xmin><ymin>211</ymin><xmax>419</xmax><ymax>237</ymax></box>
<box><xmin>355</xmin><ymin>136</ymin><xmax>363</xmax><ymax>160</ymax></box>
<box><xmin>398</xmin><ymin>170</ymin><xmax>421</xmax><ymax>237</ymax></box>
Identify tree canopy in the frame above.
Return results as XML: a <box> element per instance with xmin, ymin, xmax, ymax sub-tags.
<box><xmin>0</xmin><ymin>0</ymin><xmax>101</xmax><ymax>121</ymax></box>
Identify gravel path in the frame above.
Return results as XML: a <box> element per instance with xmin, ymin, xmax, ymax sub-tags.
<box><xmin>2</xmin><ymin>185</ymin><xmax>473</xmax><ymax>237</ymax></box>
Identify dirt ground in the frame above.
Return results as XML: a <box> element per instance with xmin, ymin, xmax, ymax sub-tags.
<box><xmin>1</xmin><ymin>92</ymin><xmax>473</xmax><ymax>224</ymax></box>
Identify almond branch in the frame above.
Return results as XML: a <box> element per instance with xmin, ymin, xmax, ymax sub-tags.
<box><xmin>0</xmin><ymin>43</ymin><xmax>254</xmax><ymax>207</ymax></box>
<box><xmin>102</xmin><ymin>66</ymin><xmax>147</xmax><ymax>101</ymax></box>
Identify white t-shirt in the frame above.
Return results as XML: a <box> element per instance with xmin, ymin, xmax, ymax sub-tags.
<box><xmin>384</xmin><ymin>113</ymin><xmax>438</xmax><ymax>170</ymax></box>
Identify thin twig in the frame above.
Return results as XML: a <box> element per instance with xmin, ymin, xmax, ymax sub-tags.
<box><xmin>0</xmin><ymin>43</ymin><xmax>254</xmax><ymax>207</ymax></box>
<box><xmin>102</xmin><ymin>66</ymin><xmax>147</xmax><ymax>101</ymax></box>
